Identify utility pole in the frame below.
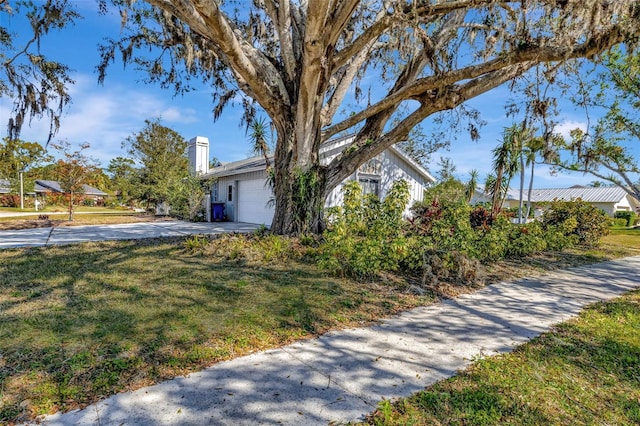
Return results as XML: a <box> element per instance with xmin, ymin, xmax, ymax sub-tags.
<box><xmin>19</xmin><ymin>170</ymin><xmax>24</xmax><ymax>210</ymax></box>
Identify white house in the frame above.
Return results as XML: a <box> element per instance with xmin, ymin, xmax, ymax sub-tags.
<box><xmin>193</xmin><ymin>134</ymin><xmax>435</xmax><ymax>225</ymax></box>
<box><xmin>471</xmin><ymin>185</ymin><xmax>640</xmax><ymax>217</ymax></box>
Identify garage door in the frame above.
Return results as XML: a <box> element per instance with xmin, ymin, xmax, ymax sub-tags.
<box><xmin>237</xmin><ymin>179</ymin><xmax>275</xmax><ymax>225</ymax></box>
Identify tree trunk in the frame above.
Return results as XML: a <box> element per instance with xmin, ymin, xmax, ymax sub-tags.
<box><xmin>518</xmin><ymin>151</ymin><xmax>525</xmax><ymax>224</ymax></box>
<box><xmin>68</xmin><ymin>192</ymin><xmax>74</xmax><ymax>221</ymax></box>
<box><xmin>525</xmin><ymin>161</ymin><xmax>535</xmax><ymax>220</ymax></box>
<box><xmin>490</xmin><ymin>167</ymin><xmax>504</xmax><ymax>219</ymax></box>
<box><xmin>270</xmin><ymin>129</ymin><xmax>327</xmax><ymax>235</ymax></box>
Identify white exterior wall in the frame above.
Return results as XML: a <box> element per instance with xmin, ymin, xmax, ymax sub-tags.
<box><xmin>211</xmin><ymin>140</ymin><xmax>432</xmax><ymax>223</ymax></box>
<box><xmin>591</xmin><ymin>202</ymin><xmax>617</xmax><ymax>217</ymax></box>
<box><xmin>379</xmin><ymin>150</ymin><xmax>428</xmax><ymax>215</ymax></box>
<box><xmin>613</xmin><ymin>196</ymin><xmax>634</xmax><ymax>213</ymax></box>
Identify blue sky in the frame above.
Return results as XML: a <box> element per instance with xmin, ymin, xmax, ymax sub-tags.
<box><xmin>1</xmin><ymin>3</ymin><xmax>635</xmax><ymax>189</ymax></box>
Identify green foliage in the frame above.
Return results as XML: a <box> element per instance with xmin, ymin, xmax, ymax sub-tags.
<box><xmin>51</xmin><ymin>141</ymin><xmax>99</xmax><ymax>221</ymax></box>
<box><xmin>0</xmin><ymin>1</ymin><xmax>79</xmax><ymax>143</ymax></box>
<box><xmin>320</xmin><ymin>180</ymin><xmax>410</xmax><ymax>279</ymax></box>
<box><xmin>542</xmin><ymin>199</ymin><xmax>610</xmax><ymax>247</ymax></box>
<box><xmin>168</xmin><ymin>175</ymin><xmax>213</xmax><ymax>221</ymax></box>
<box><xmin>610</xmin><ymin>217</ymin><xmax>630</xmax><ymax>227</ymax></box>
<box><xmin>317</xmin><ymin>180</ymin><xmax>610</xmax><ymax>284</ymax></box>
<box><xmin>291</xmin><ymin>168</ymin><xmax>323</xmax><ymax>234</ymax></box>
<box><xmin>107</xmin><ymin>157</ymin><xmax>138</xmax><ymax>204</ymax></box>
<box><xmin>0</xmin><ymin>137</ymin><xmax>52</xmax><ymax>180</ymax></box>
<box><xmin>124</xmin><ymin>118</ymin><xmax>189</xmax><ymax>206</ymax></box>
<box><xmin>183</xmin><ymin>234</ymin><xmax>211</xmax><ymax>255</ymax></box>
<box><xmin>409</xmin><ymin>179</ymin><xmax>474</xmax><ymax>254</ymax></box>
<box><xmin>614</xmin><ymin>211</ymin><xmax>637</xmax><ymax>227</ymax></box>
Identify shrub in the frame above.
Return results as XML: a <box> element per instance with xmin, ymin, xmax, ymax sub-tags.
<box><xmin>320</xmin><ymin>180</ymin><xmax>410</xmax><ymax>279</ymax></box>
<box><xmin>609</xmin><ymin>218</ymin><xmax>629</xmax><ymax>227</ymax></box>
<box><xmin>0</xmin><ymin>194</ymin><xmax>15</xmax><ymax>207</ymax></box>
<box><xmin>542</xmin><ymin>199</ymin><xmax>609</xmax><ymax>247</ymax></box>
<box><xmin>469</xmin><ymin>206</ymin><xmax>493</xmax><ymax>229</ymax></box>
<box><xmin>505</xmin><ymin>221</ymin><xmax>548</xmax><ymax>257</ymax></box>
<box><xmin>409</xmin><ymin>179</ymin><xmax>475</xmax><ymax>254</ymax></box>
<box><xmin>614</xmin><ymin>211</ymin><xmax>637</xmax><ymax>227</ymax></box>
<box><xmin>470</xmin><ymin>215</ymin><xmax>510</xmax><ymax>262</ymax></box>
<box><xmin>421</xmin><ymin>251</ymin><xmax>483</xmax><ymax>287</ymax></box>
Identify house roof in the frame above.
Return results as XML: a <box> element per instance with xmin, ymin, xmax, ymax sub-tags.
<box><xmin>0</xmin><ymin>179</ymin><xmax>107</xmax><ymax>196</ymax></box>
<box><xmin>505</xmin><ymin>186</ymin><xmax>635</xmax><ymax>203</ymax></box>
<box><xmin>36</xmin><ymin>180</ymin><xmax>107</xmax><ymax>196</ymax></box>
<box><xmin>203</xmin><ymin>134</ymin><xmax>436</xmax><ymax>182</ymax></box>
<box><xmin>1</xmin><ymin>178</ymin><xmax>40</xmax><ymax>195</ymax></box>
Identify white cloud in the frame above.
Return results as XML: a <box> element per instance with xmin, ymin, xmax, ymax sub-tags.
<box><xmin>554</xmin><ymin>120</ymin><xmax>587</xmax><ymax>139</ymax></box>
<box><xmin>0</xmin><ymin>72</ymin><xmax>216</xmax><ymax>165</ymax></box>
<box><xmin>159</xmin><ymin>107</ymin><xmax>198</xmax><ymax>124</ymax></box>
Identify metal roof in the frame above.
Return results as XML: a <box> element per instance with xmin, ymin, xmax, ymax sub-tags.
<box><xmin>505</xmin><ymin>186</ymin><xmax>632</xmax><ymax>203</ymax></box>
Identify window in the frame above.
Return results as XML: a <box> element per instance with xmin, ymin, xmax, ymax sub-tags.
<box><xmin>359</xmin><ymin>178</ymin><xmax>380</xmax><ymax>197</ymax></box>
<box><xmin>228</xmin><ymin>185</ymin><xmax>233</xmax><ymax>202</ymax></box>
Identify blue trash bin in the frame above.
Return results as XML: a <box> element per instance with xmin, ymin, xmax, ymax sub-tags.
<box><xmin>212</xmin><ymin>202</ymin><xmax>226</xmax><ymax>221</ymax></box>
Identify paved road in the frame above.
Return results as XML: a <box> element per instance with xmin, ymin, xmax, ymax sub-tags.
<box><xmin>28</xmin><ymin>255</ymin><xmax>640</xmax><ymax>425</ymax></box>
<box><xmin>0</xmin><ymin>221</ymin><xmax>261</xmax><ymax>249</ymax></box>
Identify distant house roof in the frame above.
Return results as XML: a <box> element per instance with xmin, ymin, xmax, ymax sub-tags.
<box><xmin>0</xmin><ymin>179</ymin><xmax>10</xmax><ymax>194</ymax></box>
<box><xmin>505</xmin><ymin>186</ymin><xmax>634</xmax><ymax>203</ymax></box>
<box><xmin>203</xmin><ymin>134</ymin><xmax>436</xmax><ymax>183</ymax></box>
<box><xmin>36</xmin><ymin>180</ymin><xmax>107</xmax><ymax>196</ymax></box>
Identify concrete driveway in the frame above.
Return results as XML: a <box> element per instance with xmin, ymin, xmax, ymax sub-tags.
<box><xmin>0</xmin><ymin>221</ymin><xmax>261</xmax><ymax>249</ymax></box>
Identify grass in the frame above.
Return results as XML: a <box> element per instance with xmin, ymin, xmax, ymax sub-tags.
<box><xmin>0</xmin><ymin>212</ymin><xmax>167</xmax><ymax>230</ymax></box>
<box><xmin>0</xmin><ymin>226</ymin><xmax>637</xmax><ymax>423</ymax></box>
<box><xmin>0</xmin><ymin>206</ymin><xmax>123</xmax><ymax>214</ymax></box>
<box><xmin>364</xmin><ymin>289</ymin><xmax>640</xmax><ymax>425</ymax></box>
<box><xmin>0</xmin><ymin>237</ymin><xmax>433</xmax><ymax>422</ymax></box>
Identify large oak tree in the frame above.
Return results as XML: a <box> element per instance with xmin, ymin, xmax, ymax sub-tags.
<box><xmin>5</xmin><ymin>0</ymin><xmax>640</xmax><ymax>234</ymax></box>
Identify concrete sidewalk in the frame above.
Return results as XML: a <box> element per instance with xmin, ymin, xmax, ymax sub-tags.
<box><xmin>31</xmin><ymin>256</ymin><xmax>640</xmax><ymax>426</ymax></box>
<box><xmin>0</xmin><ymin>221</ymin><xmax>261</xmax><ymax>249</ymax></box>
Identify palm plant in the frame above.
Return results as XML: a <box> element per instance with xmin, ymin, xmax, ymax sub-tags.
<box><xmin>465</xmin><ymin>169</ymin><xmax>479</xmax><ymax>203</ymax></box>
<box><xmin>247</xmin><ymin>117</ymin><xmax>272</xmax><ymax>172</ymax></box>
<box><xmin>524</xmin><ymin>136</ymin><xmax>545</xmax><ymax>220</ymax></box>
<box><xmin>490</xmin><ymin>126</ymin><xmax>521</xmax><ymax>219</ymax></box>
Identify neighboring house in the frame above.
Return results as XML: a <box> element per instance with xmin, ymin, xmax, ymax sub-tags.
<box><xmin>35</xmin><ymin>180</ymin><xmax>107</xmax><ymax>201</ymax></box>
<box><xmin>472</xmin><ymin>186</ymin><xmax>640</xmax><ymax>217</ymax></box>
<box><xmin>195</xmin><ymin>134</ymin><xmax>436</xmax><ymax>225</ymax></box>
<box><xmin>0</xmin><ymin>179</ymin><xmax>11</xmax><ymax>195</ymax></box>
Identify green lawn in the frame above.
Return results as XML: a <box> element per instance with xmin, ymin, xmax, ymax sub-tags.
<box><xmin>0</xmin><ymin>211</ymin><xmax>158</xmax><ymax>230</ymax></box>
<box><xmin>0</xmin><ymin>229</ymin><xmax>638</xmax><ymax>423</ymax></box>
<box><xmin>364</xmin><ymin>289</ymin><xmax>640</xmax><ymax>425</ymax></box>
<box><xmin>0</xmin><ymin>206</ymin><xmax>123</xmax><ymax>214</ymax></box>
<box><xmin>0</xmin><ymin>237</ymin><xmax>431</xmax><ymax>422</ymax></box>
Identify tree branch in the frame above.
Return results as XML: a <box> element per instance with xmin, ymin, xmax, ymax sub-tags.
<box><xmin>146</xmin><ymin>0</ymin><xmax>291</xmax><ymax>119</ymax></box>
<box><xmin>323</xmin><ymin>26</ymin><xmax>634</xmax><ymax>140</ymax></box>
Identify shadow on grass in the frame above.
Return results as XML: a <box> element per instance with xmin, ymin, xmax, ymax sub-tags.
<box><xmin>366</xmin><ymin>291</ymin><xmax>640</xmax><ymax>425</ymax></box>
<box><xmin>0</xmin><ymin>238</ymin><xmax>414</xmax><ymax>423</ymax></box>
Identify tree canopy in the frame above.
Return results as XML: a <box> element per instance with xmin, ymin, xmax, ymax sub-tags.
<box><xmin>1</xmin><ymin>0</ymin><xmax>78</xmax><ymax>143</ymax></box>
<box><xmin>124</xmin><ymin>118</ymin><xmax>189</xmax><ymax>207</ymax></box>
<box><xmin>4</xmin><ymin>0</ymin><xmax>640</xmax><ymax>233</ymax></box>
<box><xmin>557</xmin><ymin>49</ymin><xmax>640</xmax><ymax>202</ymax></box>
